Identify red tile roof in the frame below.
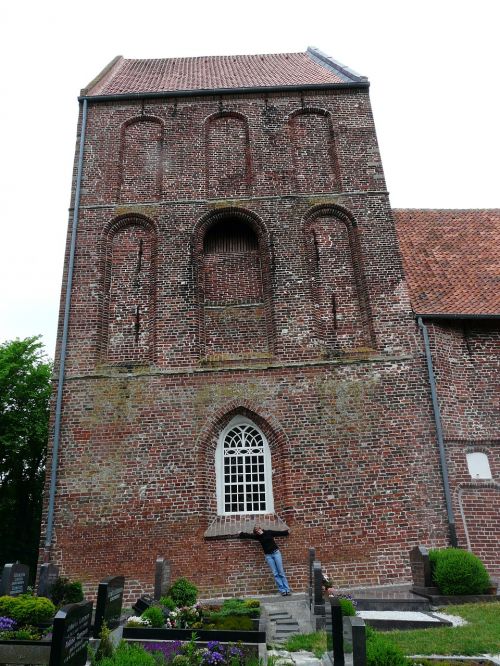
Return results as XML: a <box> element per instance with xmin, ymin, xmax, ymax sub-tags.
<box><xmin>394</xmin><ymin>209</ymin><xmax>500</xmax><ymax>317</ymax></box>
<box><xmin>84</xmin><ymin>48</ymin><xmax>364</xmax><ymax>96</ymax></box>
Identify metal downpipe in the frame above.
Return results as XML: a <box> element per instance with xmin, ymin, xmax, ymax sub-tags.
<box><xmin>44</xmin><ymin>98</ymin><xmax>88</xmax><ymax>552</ymax></box>
<box><xmin>418</xmin><ymin>316</ymin><xmax>458</xmax><ymax>547</ymax></box>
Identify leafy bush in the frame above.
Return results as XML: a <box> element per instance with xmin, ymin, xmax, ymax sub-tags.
<box><xmin>141</xmin><ymin>606</ymin><xmax>165</xmax><ymax>628</ymax></box>
<box><xmin>243</xmin><ymin>599</ymin><xmax>260</xmax><ymax>610</ymax></box>
<box><xmin>96</xmin><ymin>621</ymin><xmax>114</xmax><ymax>660</ymax></box>
<box><xmin>49</xmin><ymin>578</ymin><xmax>84</xmax><ymax>606</ymax></box>
<box><xmin>366</xmin><ymin>626</ymin><xmax>409</xmax><ymax>666</ymax></box>
<box><xmin>339</xmin><ymin>598</ymin><xmax>356</xmax><ymax>617</ymax></box>
<box><xmin>159</xmin><ymin>595</ymin><xmax>177</xmax><ymax>611</ymax></box>
<box><xmin>0</xmin><ymin>595</ymin><xmax>55</xmax><ymax>624</ymax></box>
<box><xmin>429</xmin><ymin>548</ymin><xmax>491</xmax><ymax>595</ymax></box>
<box><xmin>168</xmin><ymin>578</ymin><xmax>198</xmax><ymax>607</ymax></box>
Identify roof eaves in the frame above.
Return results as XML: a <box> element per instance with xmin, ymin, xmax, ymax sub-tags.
<box><xmin>415</xmin><ymin>312</ymin><xmax>500</xmax><ymax>320</ymax></box>
<box><xmin>307</xmin><ymin>46</ymin><xmax>368</xmax><ymax>83</ymax></box>
<box><xmin>80</xmin><ymin>80</ymin><xmax>369</xmax><ymax>102</ymax></box>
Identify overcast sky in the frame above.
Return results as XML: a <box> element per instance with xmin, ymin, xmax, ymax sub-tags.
<box><xmin>1</xmin><ymin>0</ymin><xmax>498</xmax><ymax>358</ymax></box>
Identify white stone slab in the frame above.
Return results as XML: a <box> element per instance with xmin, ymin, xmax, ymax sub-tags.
<box><xmin>358</xmin><ymin>610</ymin><xmax>441</xmax><ymax>622</ymax></box>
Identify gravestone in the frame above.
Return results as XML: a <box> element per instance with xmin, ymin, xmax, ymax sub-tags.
<box><xmin>93</xmin><ymin>575</ymin><xmax>125</xmax><ymax>638</ymax></box>
<box><xmin>409</xmin><ymin>545</ymin><xmax>432</xmax><ymax>588</ymax></box>
<box><xmin>308</xmin><ymin>547</ymin><xmax>316</xmax><ymax>609</ymax></box>
<box><xmin>312</xmin><ymin>561</ymin><xmax>326</xmax><ymax>629</ymax></box>
<box><xmin>49</xmin><ymin>600</ymin><xmax>93</xmax><ymax>666</ymax></box>
<box><xmin>38</xmin><ymin>563</ymin><xmax>60</xmax><ymax>599</ymax></box>
<box><xmin>154</xmin><ymin>557</ymin><xmax>171</xmax><ymax>600</ymax></box>
<box><xmin>132</xmin><ymin>596</ymin><xmax>152</xmax><ymax>615</ymax></box>
<box><xmin>348</xmin><ymin>616</ymin><xmax>367</xmax><ymax>666</ymax></box>
<box><xmin>0</xmin><ymin>562</ymin><xmax>29</xmax><ymax>596</ymax></box>
<box><xmin>328</xmin><ymin>598</ymin><xmax>345</xmax><ymax>666</ymax></box>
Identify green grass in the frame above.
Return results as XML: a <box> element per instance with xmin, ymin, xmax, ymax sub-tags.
<box><xmin>382</xmin><ymin>602</ymin><xmax>500</xmax><ymax>656</ymax></box>
<box><xmin>282</xmin><ymin>630</ymin><xmax>327</xmax><ymax>658</ymax></box>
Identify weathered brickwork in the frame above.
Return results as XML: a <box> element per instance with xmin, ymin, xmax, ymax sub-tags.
<box><xmin>39</xmin><ymin>53</ymin><xmax>498</xmax><ymax>602</ymax></box>
<box><xmin>427</xmin><ymin>321</ymin><xmax>500</xmax><ymax>575</ymax></box>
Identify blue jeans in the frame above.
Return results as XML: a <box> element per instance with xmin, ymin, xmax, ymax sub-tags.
<box><xmin>265</xmin><ymin>549</ymin><xmax>291</xmax><ymax>593</ymax></box>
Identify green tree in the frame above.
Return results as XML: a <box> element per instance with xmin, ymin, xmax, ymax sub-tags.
<box><xmin>0</xmin><ymin>337</ymin><xmax>52</xmax><ymax>576</ymax></box>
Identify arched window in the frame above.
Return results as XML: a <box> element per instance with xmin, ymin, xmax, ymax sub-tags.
<box><xmin>216</xmin><ymin>417</ymin><xmax>274</xmax><ymax>515</ymax></box>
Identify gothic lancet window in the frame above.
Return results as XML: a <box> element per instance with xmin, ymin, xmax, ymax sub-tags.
<box><xmin>216</xmin><ymin>417</ymin><xmax>274</xmax><ymax>515</ymax></box>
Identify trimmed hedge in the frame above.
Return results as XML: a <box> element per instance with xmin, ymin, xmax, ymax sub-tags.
<box><xmin>0</xmin><ymin>595</ymin><xmax>55</xmax><ymax>625</ymax></box>
<box><xmin>429</xmin><ymin>548</ymin><xmax>491</xmax><ymax>595</ymax></box>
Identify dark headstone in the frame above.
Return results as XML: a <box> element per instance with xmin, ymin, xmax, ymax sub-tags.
<box><xmin>38</xmin><ymin>563</ymin><xmax>60</xmax><ymax>598</ymax></box>
<box><xmin>0</xmin><ymin>562</ymin><xmax>30</xmax><ymax>596</ymax></box>
<box><xmin>93</xmin><ymin>575</ymin><xmax>125</xmax><ymax>638</ymax></box>
<box><xmin>409</xmin><ymin>545</ymin><xmax>432</xmax><ymax>588</ymax></box>
<box><xmin>154</xmin><ymin>557</ymin><xmax>171</xmax><ymax>601</ymax></box>
<box><xmin>132</xmin><ymin>595</ymin><xmax>152</xmax><ymax>615</ymax></box>
<box><xmin>350</xmin><ymin>616</ymin><xmax>367</xmax><ymax>666</ymax></box>
<box><xmin>313</xmin><ymin>561</ymin><xmax>325</xmax><ymax>613</ymax></box>
<box><xmin>328</xmin><ymin>598</ymin><xmax>345</xmax><ymax>666</ymax></box>
<box><xmin>49</xmin><ymin>600</ymin><xmax>93</xmax><ymax>666</ymax></box>
<box><xmin>308</xmin><ymin>548</ymin><xmax>316</xmax><ymax>608</ymax></box>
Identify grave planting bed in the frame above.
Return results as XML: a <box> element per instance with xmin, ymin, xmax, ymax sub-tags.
<box><xmin>123</xmin><ymin>621</ymin><xmax>266</xmax><ymax>643</ymax></box>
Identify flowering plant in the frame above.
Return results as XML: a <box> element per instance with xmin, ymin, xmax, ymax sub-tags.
<box><xmin>165</xmin><ymin>604</ymin><xmax>203</xmax><ymax>629</ymax></box>
<box><xmin>125</xmin><ymin>615</ymin><xmax>151</xmax><ymax>627</ymax></box>
<box><xmin>202</xmin><ymin>641</ymin><xmax>244</xmax><ymax>666</ymax></box>
<box><xmin>0</xmin><ymin>617</ymin><xmax>16</xmax><ymax>632</ymax></box>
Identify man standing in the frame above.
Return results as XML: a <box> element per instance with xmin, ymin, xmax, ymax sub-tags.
<box><xmin>240</xmin><ymin>525</ymin><xmax>292</xmax><ymax>595</ymax></box>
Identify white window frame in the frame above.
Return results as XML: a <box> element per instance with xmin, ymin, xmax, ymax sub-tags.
<box><xmin>216</xmin><ymin>416</ymin><xmax>274</xmax><ymax>515</ymax></box>
<box><xmin>466</xmin><ymin>451</ymin><xmax>492</xmax><ymax>480</ymax></box>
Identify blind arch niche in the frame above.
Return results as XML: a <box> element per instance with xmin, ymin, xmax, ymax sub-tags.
<box><xmin>195</xmin><ymin>209</ymin><xmax>275</xmax><ymax>362</ymax></box>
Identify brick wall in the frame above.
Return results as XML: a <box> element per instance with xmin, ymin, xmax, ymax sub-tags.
<box><xmin>427</xmin><ymin>321</ymin><xmax>500</xmax><ymax>575</ymax></box>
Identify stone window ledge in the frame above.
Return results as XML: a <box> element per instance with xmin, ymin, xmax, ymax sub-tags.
<box><xmin>204</xmin><ymin>514</ymin><xmax>289</xmax><ymax>539</ymax></box>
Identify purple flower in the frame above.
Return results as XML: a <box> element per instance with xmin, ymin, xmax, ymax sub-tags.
<box><xmin>203</xmin><ymin>651</ymin><xmax>225</xmax><ymax>665</ymax></box>
<box><xmin>207</xmin><ymin>641</ymin><xmax>221</xmax><ymax>651</ymax></box>
<box><xmin>0</xmin><ymin>617</ymin><xmax>16</xmax><ymax>632</ymax></box>
<box><xmin>142</xmin><ymin>640</ymin><xmax>183</xmax><ymax>659</ymax></box>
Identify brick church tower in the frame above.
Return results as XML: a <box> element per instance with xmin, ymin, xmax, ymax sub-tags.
<box><xmin>41</xmin><ymin>48</ymin><xmax>454</xmax><ymax>600</ymax></box>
